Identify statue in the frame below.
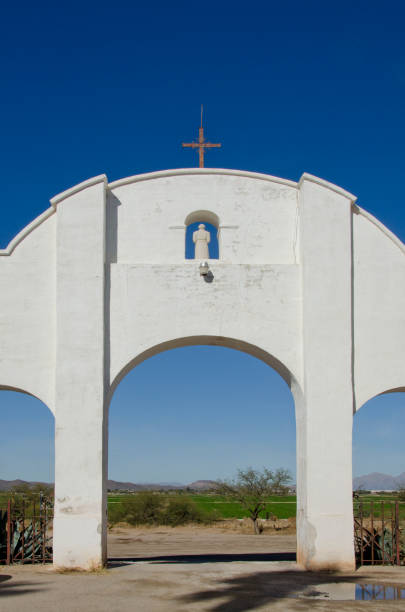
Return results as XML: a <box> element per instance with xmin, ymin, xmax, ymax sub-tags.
<box><xmin>193</xmin><ymin>223</ymin><xmax>211</xmax><ymax>259</ymax></box>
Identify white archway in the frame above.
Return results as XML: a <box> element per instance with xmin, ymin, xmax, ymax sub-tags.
<box><xmin>0</xmin><ymin>168</ymin><xmax>403</xmax><ymax>571</ymax></box>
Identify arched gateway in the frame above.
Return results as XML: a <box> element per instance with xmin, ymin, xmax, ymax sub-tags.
<box><xmin>0</xmin><ymin>169</ymin><xmax>404</xmax><ymax>570</ymax></box>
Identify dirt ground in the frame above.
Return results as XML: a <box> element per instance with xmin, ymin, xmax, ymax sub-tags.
<box><xmin>108</xmin><ymin>522</ymin><xmax>297</xmax><ymax>560</ymax></box>
<box><xmin>1</xmin><ymin>526</ymin><xmax>405</xmax><ymax>611</ymax></box>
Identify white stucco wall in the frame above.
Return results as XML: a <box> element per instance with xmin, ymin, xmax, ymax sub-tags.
<box><xmin>0</xmin><ymin>167</ymin><xmax>403</xmax><ymax>571</ymax></box>
<box><xmin>109</xmin><ymin>170</ymin><xmax>298</xmax><ymax>265</ymax></box>
<box><xmin>0</xmin><ymin>213</ymin><xmax>56</xmax><ymax>410</ymax></box>
<box><xmin>353</xmin><ymin>209</ymin><xmax>405</xmax><ymax>408</ymax></box>
<box><xmin>109</xmin><ymin>263</ymin><xmax>302</xmax><ymax>392</ymax></box>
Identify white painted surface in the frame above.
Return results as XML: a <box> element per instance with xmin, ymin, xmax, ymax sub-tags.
<box><xmin>353</xmin><ymin>209</ymin><xmax>405</xmax><ymax>408</ymax></box>
<box><xmin>0</xmin><ymin>168</ymin><xmax>403</xmax><ymax>571</ymax></box>
<box><xmin>0</xmin><ymin>214</ymin><xmax>56</xmax><ymax>409</ymax></box>
<box><xmin>297</xmin><ymin>176</ymin><xmax>355</xmax><ymax>570</ymax></box>
<box><xmin>53</xmin><ymin>177</ymin><xmax>107</xmax><ymax>569</ymax></box>
<box><xmin>109</xmin><ymin>173</ymin><xmax>298</xmax><ymax>264</ymax></box>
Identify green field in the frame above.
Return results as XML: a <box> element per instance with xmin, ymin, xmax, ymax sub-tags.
<box><xmin>107</xmin><ymin>493</ymin><xmax>297</xmax><ymax>519</ymax></box>
<box><xmin>107</xmin><ymin>492</ymin><xmax>405</xmax><ymax>521</ymax></box>
<box><xmin>189</xmin><ymin>494</ymin><xmax>297</xmax><ymax>519</ymax></box>
<box><xmin>2</xmin><ymin>491</ymin><xmax>404</xmax><ymax>522</ymax></box>
<box><xmin>354</xmin><ymin>501</ymin><xmax>405</xmax><ymax>520</ymax></box>
<box><xmin>0</xmin><ymin>493</ymin><xmax>9</xmax><ymax>507</ymax></box>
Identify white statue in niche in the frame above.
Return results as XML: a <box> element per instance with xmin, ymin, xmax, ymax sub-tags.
<box><xmin>193</xmin><ymin>223</ymin><xmax>211</xmax><ymax>259</ymax></box>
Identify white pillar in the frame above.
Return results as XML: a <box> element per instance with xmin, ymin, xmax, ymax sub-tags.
<box><xmin>53</xmin><ymin>176</ymin><xmax>107</xmax><ymax>569</ymax></box>
<box><xmin>297</xmin><ymin>175</ymin><xmax>355</xmax><ymax>571</ymax></box>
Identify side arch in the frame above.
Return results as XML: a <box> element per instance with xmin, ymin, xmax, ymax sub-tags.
<box><xmin>0</xmin><ymin>383</ymin><xmax>54</xmax><ymax>415</ymax></box>
<box><xmin>356</xmin><ymin>385</ymin><xmax>405</xmax><ymax>412</ymax></box>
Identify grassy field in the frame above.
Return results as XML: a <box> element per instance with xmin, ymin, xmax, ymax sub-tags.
<box><xmin>107</xmin><ymin>492</ymin><xmax>405</xmax><ymax>521</ymax></box>
<box><xmin>107</xmin><ymin>494</ymin><xmax>297</xmax><ymax>519</ymax></box>
<box><xmin>0</xmin><ymin>493</ymin><xmax>9</xmax><ymax>507</ymax></box>
<box><xmin>354</xmin><ymin>501</ymin><xmax>405</xmax><ymax>520</ymax></box>
<box><xmin>189</xmin><ymin>494</ymin><xmax>296</xmax><ymax>519</ymax></box>
<box><xmin>2</xmin><ymin>491</ymin><xmax>404</xmax><ymax>521</ymax></box>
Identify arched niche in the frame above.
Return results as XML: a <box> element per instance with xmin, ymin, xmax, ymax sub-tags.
<box><xmin>184</xmin><ymin>210</ymin><xmax>220</xmax><ymax>260</ymax></box>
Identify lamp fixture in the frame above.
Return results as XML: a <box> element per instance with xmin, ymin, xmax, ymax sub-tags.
<box><xmin>199</xmin><ymin>261</ymin><xmax>209</xmax><ymax>276</ymax></box>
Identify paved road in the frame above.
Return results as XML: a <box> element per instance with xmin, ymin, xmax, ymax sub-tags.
<box><xmin>1</xmin><ymin>529</ymin><xmax>405</xmax><ymax>611</ymax></box>
<box><xmin>2</xmin><ymin>561</ymin><xmax>405</xmax><ymax>611</ymax></box>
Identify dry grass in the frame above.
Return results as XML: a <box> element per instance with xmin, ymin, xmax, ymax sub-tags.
<box><xmin>216</xmin><ymin>517</ymin><xmax>296</xmax><ymax>535</ymax></box>
<box><xmin>108</xmin><ymin>517</ymin><xmax>297</xmax><ymax>536</ymax></box>
<box><xmin>54</xmin><ymin>562</ymin><xmax>108</xmax><ymax>575</ymax></box>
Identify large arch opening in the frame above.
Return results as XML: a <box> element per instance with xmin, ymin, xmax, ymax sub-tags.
<box><xmin>107</xmin><ymin>338</ymin><xmax>299</xmax><ymax>562</ymax></box>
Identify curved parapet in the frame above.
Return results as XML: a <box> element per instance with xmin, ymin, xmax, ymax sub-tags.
<box><xmin>0</xmin><ymin>207</ymin><xmax>55</xmax><ymax>256</ymax></box>
<box><xmin>3</xmin><ymin>168</ymin><xmax>403</xmax><ymax>263</ymax></box>
<box><xmin>108</xmin><ymin>167</ymin><xmax>298</xmax><ymax>189</ymax></box>
<box><xmin>355</xmin><ymin>205</ymin><xmax>405</xmax><ymax>255</ymax></box>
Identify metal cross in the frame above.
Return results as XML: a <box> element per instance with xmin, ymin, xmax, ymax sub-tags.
<box><xmin>182</xmin><ymin>106</ymin><xmax>221</xmax><ymax>168</ymax></box>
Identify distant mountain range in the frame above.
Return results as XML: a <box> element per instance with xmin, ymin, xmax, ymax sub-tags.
<box><xmin>106</xmin><ymin>479</ymin><xmax>218</xmax><ymax>491</ymax></box>
<box><xmin>0</xmin><ymin>479</ymin><xmax>52</xmax><ymax>491</ymax></box>
<box><xmin>353</xmin><ymin>472</ymin><xmax>405</xmax><ymax>491</ymax></box>
<box><xmin>0</xmin><ymin>478</ymin><xmax>218</xmax><ymax>492</ymax></box>
<box><xmin>107</xmin><ymin>480</ymin><xmax>186</xmax><ymax>491</ymax></box>
<box><xmin>2</xmin><ymin>474</ymin><xmax>404</xmax><ymax>492</ymax></box>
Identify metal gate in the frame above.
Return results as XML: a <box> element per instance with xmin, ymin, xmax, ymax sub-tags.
<box><xmin>354</xmin><ymin>500</ymin><xmax>403</xmax><ymax>566</ymax></box>
<box><xmin>0</xmin><ymin>495</ymin><xmax>53</xmax><ymax>564</ymax></box>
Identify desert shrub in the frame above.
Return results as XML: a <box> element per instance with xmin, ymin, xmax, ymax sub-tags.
<box><xmin>108</xmin><ymin>493</ymin><xmax>220</xmax><ymax>526</ymax></box>
<box><xmin>120</xmin><ymin>492</ymin><xmax>164</xmax><ymax>526</ymax></box>
<box><xmin>108</xmin><ymin>500</ymin><xmax>127</xmax><ymax>524</ymax></box>
<box><xmin>162</xmin><ymin>497</ymin><xmax>204</xmax><ymax>526</ymax></box>
<box><xmin>162</xmin><ymin>496</ymin><xmax>219</xmax><ymax>526</ymax></box>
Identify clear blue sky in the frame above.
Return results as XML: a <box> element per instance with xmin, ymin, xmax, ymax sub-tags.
<box><xmin>0</xmin><ymin>0</ymin><xmax>404</xmax><ymax>483</ymax></box>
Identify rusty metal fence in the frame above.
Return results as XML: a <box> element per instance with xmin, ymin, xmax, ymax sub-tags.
<box><xmin>354</xmin><ymin>500</ymin><xmax>404</xmax><ymax>566</ymax></box>
<box><xmin>0</xmin><ymin>495</ymin><xmax>53</xmax><ymax>564</ymax></box>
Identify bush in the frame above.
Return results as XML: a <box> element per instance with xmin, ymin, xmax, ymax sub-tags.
<box><xmin>162</xmin><ymin>497</ymin><xmax>205</xmax><ymax>526</ymax></box>
<box><xmin>108</xmin><ymin>500</ymin><xmax>127</xmax><ymax>524</ymax></box>
<box><xmin>108</xmin><ymin>493</ymin><xmax>219</xmax><ymax>527</ymax></box>
<box><xmin>120</xmin><ymin>492</ymin><xmax>164</xmax><ymax>526</ymax></box>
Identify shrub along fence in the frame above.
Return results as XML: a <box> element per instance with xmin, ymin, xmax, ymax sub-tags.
<box><xmin>0</xmin><ymin>495</ymin><xmax>53</xmax><ymax>564</ymax></box>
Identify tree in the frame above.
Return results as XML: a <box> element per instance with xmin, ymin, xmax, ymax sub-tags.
<box><xmin>216</xmin><ymin>467</ymin><xmax>292</xmax><ymax>534</ymax></box>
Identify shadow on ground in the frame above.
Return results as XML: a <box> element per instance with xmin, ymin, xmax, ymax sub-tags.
<box><xmin>0</xmin><ymin>575</ymin><xmax>46</xmax><ymax>598</ymax></box>
<box><xmin>109</xmin><ymin>552</ymin><xmax>296</xmax><ymax>566</ymax></box>
<box><xmin>175</xmin><ymin>569</ymin><xmax>371</xmax><ymax>611</ymax></box>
